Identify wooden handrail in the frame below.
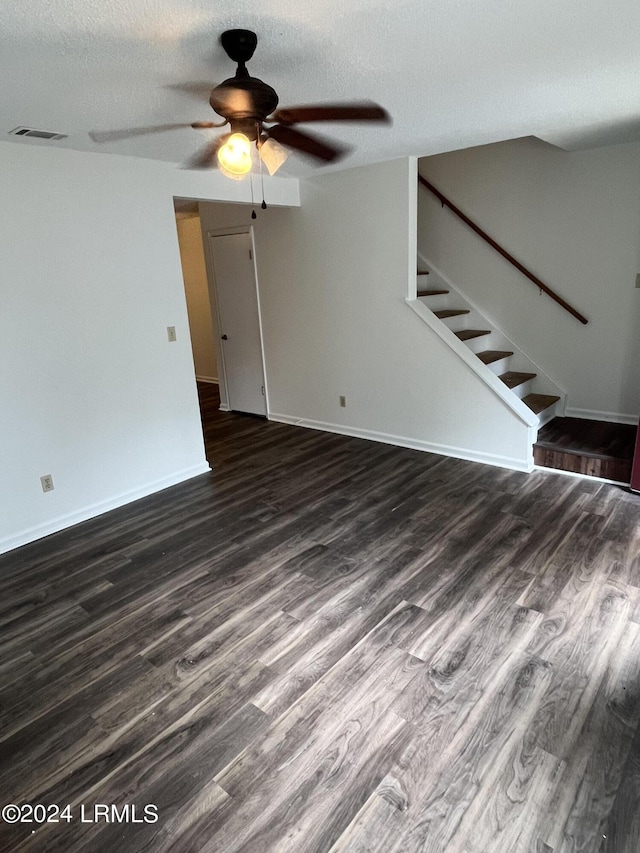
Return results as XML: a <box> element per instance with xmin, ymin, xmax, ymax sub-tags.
<box><xmin>418</xmin><ymin>175</ymin><xmax>588</xmax><ymax>325</ymax></box>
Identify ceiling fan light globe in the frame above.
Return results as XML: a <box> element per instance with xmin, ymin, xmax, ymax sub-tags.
<box><xmin>217</xmin><ymin>132</ymin><xmax>252</xmax><ymax>178</ymax></box>
<box><xmin>259</xmin><ymin>138</ymin><xmax>290</xmax><ymax>176</ymax></box>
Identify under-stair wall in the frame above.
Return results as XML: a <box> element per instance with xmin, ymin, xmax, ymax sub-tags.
<box><xmin>413</xmin><ymin>253</ymin><xmax>566</xmax><ymax>427</ymax></box>
<box><xmin>256</xmin><ymin>158</ymin><xmax>537</xmax><ymax>472</ymax></box>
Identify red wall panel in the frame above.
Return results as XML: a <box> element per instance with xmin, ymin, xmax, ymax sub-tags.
<box><xmin>631</xmin><ymin>418</ymin><xmax>640</xmax><ymax>492</ymax></box>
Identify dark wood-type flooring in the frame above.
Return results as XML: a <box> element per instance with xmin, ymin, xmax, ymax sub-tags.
<box><xmin>535</xmin><ymin>417</ymin><xmax>637</xmax><ymax>483</ymax></box>
<box><xmin>1</xmin><ymin>381</ymin><xmax>640</xmax><ymax>852</ymax></box>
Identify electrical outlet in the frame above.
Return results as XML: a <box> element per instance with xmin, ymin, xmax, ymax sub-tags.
<box><xmin>40</xmin><ymin>474</ymin><xmax>54</xmax><ymax>493</ymax></box>
<box><xmin>167</xmin><ymin>326</ymin><xmax>177</xmax><ymax>342</ymax></box>
<box><xmin>339</xmin><ymin>395</ymin><xmax>346</xmax><ymax>408</ymax></box>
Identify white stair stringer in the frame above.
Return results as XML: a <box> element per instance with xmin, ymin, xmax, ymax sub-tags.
<box><xmin>410</xmin><ymin>255</ymin><xmax>567</xmax><ymax>431</ymax></box>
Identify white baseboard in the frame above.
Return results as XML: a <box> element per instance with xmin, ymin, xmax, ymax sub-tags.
<box><xmin>0</xmin><ymin>462</ymin><xmax>212</xmax><ymax>556</ymax></box>
<box><xmin>564</xmin><ymin>407</ymin><xmax>638</xmax><ymax>426</ymax></box>
<box><xmin>196</xmin><ymin>375</ymin><xmax>219</xmax><ymax>384</ymax></box>
<box><xmin>533</xmin><ymin>465</ymin><xmax>631</xmax><ymax>488</ymax></box>
<box><xmin>269</xmin><ymin>413</ymin><xmax>534</xmax><ymax>473</ymax></box>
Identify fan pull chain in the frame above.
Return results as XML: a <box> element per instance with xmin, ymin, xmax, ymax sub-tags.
<box><xmin>260</xmin><ymin>152</ymin><xmax>267</xmax><ymax>211</ymax></box>
<box><xmin>250</xmin><ymin>123</ymin><xmax>261</xmax><ymax>219</ymax></box>
<box><xmin>257</xmin><ymin>125</ymin><xmax>268</xmax><ymax>212</ymax></box>
<box><xmin>250</xmin><ymin>166</ymin><xmax>256</xmax><ymax>219</ymax></box>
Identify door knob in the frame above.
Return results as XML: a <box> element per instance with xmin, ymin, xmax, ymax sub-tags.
<box><xmin>221</xmin><ymin>334</ymin><xmax>228</xmax><ymax>340</ymax></box>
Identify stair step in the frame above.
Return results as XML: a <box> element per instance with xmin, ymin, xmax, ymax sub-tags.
<box><xmin>434</xmin><ymin>309</ymin><xmax>470</xmax><ymax>319</ymax></box>
<box><xmin>534</xmin><ymin>418</ymin><xmax>636</xmax><ymax>482</ymax></box>
<box><xmin>523</xmin><ymin>393</ymin><xmax>560</xmax><ymax>415</ymax></box>
<box><xmin>477</xmin><ymin>350</ymin><xmax>514</xmax><ymax>365</ymax></box>
<box><xmin>499</xmin><ymin>371</ymin><xmax>537</xmax><ymax>389</ymax></box>
<box><xmin>418</xmin><ymin>288</ymin><xmax>449</xmax><ymax>297</ymax></box>
<box><xmin>455</xmin><ymin>329</ymin><xmax>491</xmax><ymax>341</ymax></box>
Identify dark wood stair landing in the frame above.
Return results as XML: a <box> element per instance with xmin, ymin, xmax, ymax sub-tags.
<box><xmin>534</xmin><ymin>417</ymin><xmax>637</xmax><ymax>482</ymax></box>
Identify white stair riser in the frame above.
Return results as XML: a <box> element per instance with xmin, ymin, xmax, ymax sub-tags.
<box><xmin>505</xmin><ymin>378</ymin><xmax>536</xmax><ymax>400</ymax></box>
<box><xmin>418</xmin><ymin>298</ymin><xmax>450</xmax><ymax>314</ymax></box>
<box><xmin>461</xmin><ymin>334</ymin><xmax>493</xmax><ymax>354</ymax></box>
<box><xmin>437</xmin><ymin>315</ymin><xmax>470</xmax><ymax>332</ymax></box>
<box><xmin>417</xmin><ymin>293</ymin><xmax>451</xmax><ymax>312</ymax></box>
<box><xmin>537</xmin><ymin>403</ymin><xmax>559</xmax><ymax>427</ymax></box>
<box><xmin>484</xmin><ymin>358</ymin><xmax>513</xmax><ymax>376</ymax></box>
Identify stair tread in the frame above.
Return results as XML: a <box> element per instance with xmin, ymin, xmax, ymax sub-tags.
<box><xmin>455</xmin><ymin>329</ymin><xmax>491</xmax><ymax>341</ymax></box>
<box><xmin>499</xmin><ymin>371</ymin><xmax>537</xmax><ymax>389</ymax></box>
<box><xmin>434</xmin><ymin>309</ymin><xmax>470</xmax><ymax>319</ymax></box>
<box><xmin>523</xmin><ymin>393</ymin><xmax>560</xmax><ymax>414</ymax></box>
<box><xmin>477</xmin><ymin>350</ymin><xmax>514</xmax><ymax>364</ymax></box>
<box><xmin>418</xmin><ymin>289</ymin><xmax>449</xmax><ymax>297</ymax></box>
<box><xmin>534</xmin><ymin>442</ymin><xmax>628</xmax><ymax>461</ymax></box>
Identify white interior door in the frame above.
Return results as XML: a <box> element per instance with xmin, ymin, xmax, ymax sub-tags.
<box><xmin>209</xmin><ymin>231</ymin><xmax>266</xmax><ymax>416</ymax></box>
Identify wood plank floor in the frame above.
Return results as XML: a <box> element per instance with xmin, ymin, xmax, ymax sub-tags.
<box><xmin>1</xmin><ymin>381</ymin><xmax>640</xmax><ymax>852</ymax></box>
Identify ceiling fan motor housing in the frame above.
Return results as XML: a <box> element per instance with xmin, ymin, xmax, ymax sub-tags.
<box><xmin>210</xmin><ymin>76</ymin><xmax>279</xmax><ymax>124</ymax></box>
<box><xmin>212</xmin><ymin>29</ymin><xmax>279</xmax><ymax>125</ymax></box>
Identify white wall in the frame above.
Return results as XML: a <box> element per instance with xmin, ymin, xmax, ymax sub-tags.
<box><xmin>0</xmin><ymin>141</ymin><xmax>299</xmax><ymax>554</ymax></box>
<box><xmin>175</xmin><ymin>213</ymin><xmax>218</xmax><ymax>383</ymax></box>
<box><xmin>202</xmin><ymin>158</ymin><xmax>534</xmax><ymax>471</ymax></box>
<box><xmin>418</xmin><ymin>137</ymin><xmax>640</xmax><ymax>422</ymax></box>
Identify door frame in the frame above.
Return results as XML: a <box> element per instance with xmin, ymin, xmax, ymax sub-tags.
<box><xmin>204</xmin><ymin>225</ymin><xmax>270</xmax><ymax>416</ymax></box>
<box><xmin>632</xmin><ymin>415</ymin><xmax>640</xmax><ymax>493</ymax></box>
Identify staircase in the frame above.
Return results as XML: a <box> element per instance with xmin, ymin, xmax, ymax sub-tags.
<box><xmin>415</xmin><ymin>264</ymin><xmax>564</xmax><ymax>427</ymax></box>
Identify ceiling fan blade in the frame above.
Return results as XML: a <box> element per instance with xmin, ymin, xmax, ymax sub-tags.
<box><xmin>271</xmin><ymin>102</ymin><xmax>391</xmax><ymax>126</ymax></box>
<box><xmin>267</xmin><ymin>125</ymin><xmax>349</xmax><ymax>163</ymax></box>
<box><xmin>183</xmin><ymin>137</ymin><xmax>226</xmax><ymax>170</ymax></box>
<box><xmin>165</xmin><ymin>82</ymin><xmax>218</xmax><ymax>100</ymax></box>
<box><xmin>89</xmin><ymin>123</ymin><xmax>215</xmax><ymax>143</ymax></box>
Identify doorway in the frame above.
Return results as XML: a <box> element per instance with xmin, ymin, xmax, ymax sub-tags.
<box><xmin>207</xmin><ymin>228</ymin><xmax>267</xmax><ymax>417</ymax></box>
<box><xmin>174</xmin><ymin>201</ymin><xmax>269</xmax><ymax>451</ymax></box>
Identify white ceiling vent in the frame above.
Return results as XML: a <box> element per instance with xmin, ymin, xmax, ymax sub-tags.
<box><xmin>10</xmin><ymin>126</ymin><xmax>67</xmax><ymax>141</ymax></box>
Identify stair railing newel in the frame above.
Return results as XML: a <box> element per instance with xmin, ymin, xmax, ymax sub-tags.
<box><xmin>418</xmin><ymin>175</ymin><xmax>588</xmax><ymax>326</ymax></box>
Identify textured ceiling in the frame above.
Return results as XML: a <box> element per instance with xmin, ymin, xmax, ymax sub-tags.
<box><xmin>2</xmin><ymin>0</ymin><xmax>640</xmax><ymax>177</ymax></box>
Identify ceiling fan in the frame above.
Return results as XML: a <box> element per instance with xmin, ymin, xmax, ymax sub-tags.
<box><xmin>90</xmin><ymin>29</ymin><xmax>391</xmax><ymax>178</ymax></box>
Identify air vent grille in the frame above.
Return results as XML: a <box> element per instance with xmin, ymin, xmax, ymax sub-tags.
<box><xmin>10</xmin><ymin>126</ymin><xmax>67</xmax><ymax>141</ymax></box>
